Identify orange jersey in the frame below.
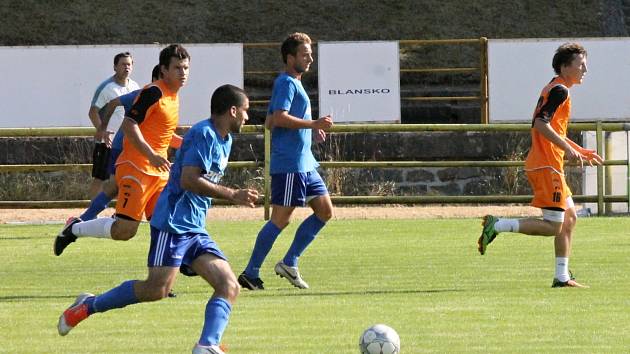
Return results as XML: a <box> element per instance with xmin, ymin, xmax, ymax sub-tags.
<box><xmin>524</xmin><ymin>76</ymin><xmax>571</xmax><ymax>173</ymax></box>
<box><xmin>117</xmin><ymin>79</ymin><xmax>179</xmax><ymax>176</ymax></box>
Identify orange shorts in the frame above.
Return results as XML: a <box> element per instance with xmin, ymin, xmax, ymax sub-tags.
<box><xmin>115</xmin><ymin>162</ymin><xmax>168</xmax><ymax>221</ymax></box>
<box><xmin>526</xmin><ymin>168</ymin><xmax>572</xmax><ymax>210</ymax></box>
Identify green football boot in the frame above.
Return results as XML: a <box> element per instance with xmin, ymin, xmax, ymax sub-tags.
<box><xmin>477</xmin><ymin>215</ymin><xmax>499</xmax><ymax>255</ymax></box>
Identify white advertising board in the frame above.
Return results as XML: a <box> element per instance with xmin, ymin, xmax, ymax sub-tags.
<box><xmin>318</xmin><ymin>41</ymin><xmax>400</xmax><ymax>122</ymax></box>
<box><xmin>488</xmin><ymin>38</ymin><xmax>630</xmax><ymax>122</ymax></box>
<box><xmin>583</xmin><ymin>131</ymin><xmax>629</xmax><ymax>213</ymax></box>
<box><xmin>0</xmin><ymin>43</ymin><xmax>243</xmax><ymax>128</ymax></box>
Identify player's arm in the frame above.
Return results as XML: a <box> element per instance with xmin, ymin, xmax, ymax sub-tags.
<box><xmin>565</xmin><ymin>138</ymin><xmax>603</xmax><ymax>166</ymax></box>
<box><xmin>272</xmin><ymin>110</ymin><xmax>333</xmax><ymax>130</ymax></box>
<box><xmin>532</xmin><ymin>85</ymin><xmax>582</xmax><ymax>161</ymax></box>
<box><xmin>180</xmin><ymin>166</ymin><xmax>258</xmax><ymax>207</ymax></box>
<box><xmin>88</xmin><ymin>105</ymin><xmax>110</xmax><ymax>144</ymax></box>
<box><xmin>89</xmin><ymin>88</ymin><xmax>111</xmax><ymax>142</ymax></box>
<box><xmin>96</xmin><ymin>97</ymin><xmax>122</xmax><ymax>148</ymax></box>
<box><xmin>124</xmin><ymin>86</ymin><xmax>170</xmax><ymax>171</ymax></box>
<box><xmin>169</xmin><ymin>133</ymin><xmax>183</xmax><ymax>149</ymax></box>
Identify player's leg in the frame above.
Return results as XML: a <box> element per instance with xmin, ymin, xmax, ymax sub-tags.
<box><xmin>281</xmin><ymin>171</ymin><xmax>331</xmax><ymax>267</ymax></box>
<box><xmin>477</xmin><ymin>169</ymin><xmax>563</xmax><ymax>255</ymax></box>
<box><xmin>53</xmin><ymin>163</ymin><xmax>146</xmax><ymax>255</ymax></box>
<box><xmin>191</xmin><ymin>253</ymin><xmax>238</xmax><ymax>351</ymax></box>
<box><xmin>79</xmin><ymin>177</ymin><xmax>118</xmax><ymax>221</ymax></box>
<box><xmin>552</xmin><ymin>197</ymin><xmax>587</xmax><ymax>287</ymax></box>
<box><xmin>276</xmin><ymin>171</ymin><xmax>331</xmax><ymax>289</ymax></box>
<box><xmin>57</xmin><ymin>266</ymin><xmax>178</xmax><ymax>336</ymax></box>
<box><xmin>89</xmin><ymin>142</ymin><xmax>111</xmax><ymax>199</ymax></box>
<box><xmin>240</xmin><ymin>173</ymin><xmax>297</xmax><ymax>289</ymax></box>
<box><xmin>81</xmin><ymin>146</ymin><xmax>121</xmax><ymax>221</ymax></box>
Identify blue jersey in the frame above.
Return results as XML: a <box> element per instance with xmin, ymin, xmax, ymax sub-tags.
<box><xmin>150</xmin><ymin>119</ymin><xmax>232</xmax><ymax>234</ymax></box>
<box><xmin>111</xmin><ymin>89</ymin><xmax>141</xmax><ymax>151</ymax></box>
<box><xmin>269</xmin><ymin>72</ymin><xmax>318</xmax><ymax>174</ymax></box>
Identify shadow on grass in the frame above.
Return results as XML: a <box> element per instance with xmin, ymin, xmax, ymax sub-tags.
<box><xmin>0</xmin><ymin>295</ymin><xmax>77</xmax><ymax>302</ymax></box>
<box><xmin>0</xmin><ymin>236</ymin><xmax>49</xmax><ymax>241</ymax></box>
<box><xmin>181</xmin><ymin>288</ymin><xmax>464</xmax><ymax>298</ymax></box>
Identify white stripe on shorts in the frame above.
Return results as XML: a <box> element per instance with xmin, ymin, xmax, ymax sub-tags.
<box><xmin>284</xmin><ymin>173</ymin><xmax>294</xmax><ymax>206</ymax></box>
<box><xmin>155</xmin><ymin>231</ymin><xmax>168</xmax><ymax>266</ymax></box>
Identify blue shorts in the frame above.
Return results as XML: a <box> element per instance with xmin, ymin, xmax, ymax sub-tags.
<box><xmin>108</xmin><ymin>148</ymin><xmax>121</xmax><ymax>176</ymax></box>
<box><xmin>271</xmin><ymin>170</ymin><xmax>328</xmax><ymax>207</ymax></box>
<box><xmin>147</xmin><ymin>226</ymin><xmax>227</xmax><ymax>268</ymax></box>
<box><xmin>108</xmin><ymin>131</ymin><xmax>124</xmax><ymax>176</ymax></box>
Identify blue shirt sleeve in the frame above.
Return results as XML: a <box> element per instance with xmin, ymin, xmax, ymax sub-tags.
<box><xmin>181</xmin><ymin>128</ymin><xmax>213</xmax><ymax>174</ymax></box>
<box><xmin>119</xmin><ymin>90</ymin><xmax>141</xmax><ymax>115</ymax></box>
<box><xmin>269</xmin><ymin>78</ymin><xmax>296</xmax><ymax>114</ymax></box>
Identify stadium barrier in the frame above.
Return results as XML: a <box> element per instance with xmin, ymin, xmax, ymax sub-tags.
<box><xmin>1</xmin><ymin>122</ymin><xmax>628</xmax><ymax>218</ymax></box>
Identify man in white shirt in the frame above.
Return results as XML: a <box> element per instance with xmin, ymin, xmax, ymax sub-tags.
<box><xmin>88</xmin><ymin>52</ymin><xmax>140</xmax><ymax>198</ymax></box>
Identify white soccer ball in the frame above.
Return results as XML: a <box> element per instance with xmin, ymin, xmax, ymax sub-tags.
<box><xmin>359</xmin><ymin>324</ymin><xmax>400</xmax><ymax>354</ymax></box>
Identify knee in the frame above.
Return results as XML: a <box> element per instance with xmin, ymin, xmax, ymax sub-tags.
<box><xmin>221</xmin><ymin>278</ymin><xmax>240</xmax><ymax>303</ymax></box>
<box><xmin>564</xmin><ymin>213</ymin><xmax>577</xmax><ymax>228</ymax></box>
<box><xmin>316</xmin><ymin>209</ymin><xmax>333</xmax><ymax>222</ymax></box>
<box><xmin>272</xmin><ymin>219</ymin><xmax>290</xmax><ymax>230</ymax></box>
<box><xmin>111</xmin><ymin>222</ymin><xmax>138</xmax><ymax>241</ymax></box>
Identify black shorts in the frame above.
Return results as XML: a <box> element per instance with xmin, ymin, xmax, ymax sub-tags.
<box><xmin>91</xmin><ymin>142</ymin><xmax>112</xmax><ymax>180</ymax></box>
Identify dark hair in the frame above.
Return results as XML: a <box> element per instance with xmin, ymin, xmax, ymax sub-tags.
<box><xmin>113</xmin><ymin>52</ymin><xmax>132</xmax><ymax>65</ymax></box>
<box><xmin>151</xmin><ymin>64</ymin><xmax>160</xmax><ymax>81</ymax></box>
<box><xmin>552</xmin><ymin>43</ymin><xmax>587</xmax><ymax>74</ymax></box>
<box><xmin>159</xmin><ymin>44</ymin><xmax>190</xmax><ymax>69</ymax></box>
<box><xmin>211</xmin><ymin>84</ymin><xmax>247</xmax><ymax>115</ymax></box>
<box><xmin>281</xmin><ymin>32</ymin><xmax>311</xmax><ymax>64</ymax></box>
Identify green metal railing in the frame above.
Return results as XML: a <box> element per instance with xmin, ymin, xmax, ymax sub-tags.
<box><xmin>1</xmin><ymin>122</ymin><xmax>628</xmax><ymax>217</ymax></box>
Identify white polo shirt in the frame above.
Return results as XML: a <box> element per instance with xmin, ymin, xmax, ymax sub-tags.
<box><xmin>90</xmin><ymin>76</ymin><xmax>140</xmax><ymax>135</ymax></box>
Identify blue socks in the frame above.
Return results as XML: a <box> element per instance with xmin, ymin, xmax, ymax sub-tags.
<box><xmin>87</xmin><ymin>280</ymin><xmax>138</xmax><ymax>315</ymax></box>
<box><xmin>80</xmin><ymin>192</ymin><xmax>112</xmax><ymax>221</ymax></box>
<box><xmin>283</xmin><ymin>214</ymin><xmax>326</xmax><ymax>267</ymax></box>
<box><xmin>244</xmin><ymin>221</ymin><xmax>282</xmax><ymax>278</ymax></box>
<box><xmin>198</xmin><ymin>297</ymin><xmax>232</xmax><ymax>346</ymax></box>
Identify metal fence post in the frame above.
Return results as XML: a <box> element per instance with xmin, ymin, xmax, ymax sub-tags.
<box><xmin>605</xmin><ymin>131</ymin><xmax>613</xmax><ymax>214</ymax></box>
<box><xmin>479</xmin><ymin>37</ymin><xmax>489</xmax><ymax>124</ymax></box>
<box><xmin>596</xmin><ymin>121</ymin><xmax>604</xmax><ymax>216</ymax></box>
<box><xmin>264</xmin><ymin>126</ymin><xmax>271</xmax><ymax>220</ymax></box>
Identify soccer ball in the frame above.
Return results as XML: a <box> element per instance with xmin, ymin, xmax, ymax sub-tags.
<box><xmin>359</xmin><ymin>324</ymin><xmax>400</xmax><ymax>354</ymax></box>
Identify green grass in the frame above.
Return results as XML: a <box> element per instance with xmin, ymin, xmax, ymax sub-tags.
<box><xmin>1</xmin><ymin>217</ymin><xmax>629</xmax><ymax>353</ymax></box>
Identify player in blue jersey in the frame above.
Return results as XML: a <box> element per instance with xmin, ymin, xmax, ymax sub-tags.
<box><xmin>57</xmin><ymin>84</ymin><xmax>257</xmax><ymax>354</ymax></box>
<box><xmin>76</xmin><ymin>65</ymin><xmax>182</xmax><ymax>222</ymax></box>
<box><xmin>239</xmin><ymin>32</ymin><xmax>334</xmax><ymax>290</ymax></box>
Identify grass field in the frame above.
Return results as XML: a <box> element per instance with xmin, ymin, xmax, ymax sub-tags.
<box><xmin>1</xmin><ymin>217</ymin><xmax>629</xmax><ymax>353</ymax></box>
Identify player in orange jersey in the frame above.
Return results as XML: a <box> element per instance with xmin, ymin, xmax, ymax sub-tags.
<box><xmin>54</xmin><ymin>44</ymin><xmax>191</xmax><ymax>256</ymax></box>
<box><xmin>477</xmin><ymin>42</ymin><xmax>602</xmax><ymax>288</ymax></box>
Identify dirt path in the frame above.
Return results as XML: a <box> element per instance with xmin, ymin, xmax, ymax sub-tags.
<box><xmin>0</xmin><ymin>205</ymin><xmax>542</xmax><ymax>224</ymax></box>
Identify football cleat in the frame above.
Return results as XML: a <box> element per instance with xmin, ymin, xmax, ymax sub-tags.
<box><xmin>58</xmin><ymin>292</ymin><xmax>94</xmax><ymax>336</ymax></box>
<box><xmin>552</xmin><ymin>270</ymin><xmax>589</xmax><ymax>288</ymax></box>
<box><xmin>54</xmin><ymin>217</ymin><xmax>81</xmax><ymax>256</ymax></box>
<box><xmin>192</xmin><ymin>343</ymin><xmax>227</xmax><ymax>354</ymax></box>
<box><xmin>274</xmin><ymin>262</ymin><xmax>309</xmax><ymax>289</ymax></box>
<box><xmin>237</xmin><ymin>273</ymin><xmax>265</xmax><ymax>290</ymax></box>
<box><xmin>477</xmin><ymin>215</ymin><xmax>499</xmax><ymax>255</ymax></box>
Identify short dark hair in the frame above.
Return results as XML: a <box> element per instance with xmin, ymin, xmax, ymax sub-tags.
<box><xmin>151</xmin><ymin>64</ymin><xmax>160</xmax><ymax>81</ymax></box>
<box><xmin>159</xmin><ymin>44</ymin><xmax>190</xmax><ymax>69</ymax></box>
<box><xmin>552</xmin><ymin>43</ymin><xmax>587</xmax><ymax>74</ymax></box>
<box><xmin>281</xmin><ymin>32</ymin><xmax>312</xmax><ymax>64</ymax></box>
<box><xmin>114</xmin><ymin>52</ymin><xmax>132</xmax><ymax>65</ymax></box>
<box><xmin>211</xmin><ymin>84</ymin><xmax>247</xmax><ymax>115</ymax></box>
